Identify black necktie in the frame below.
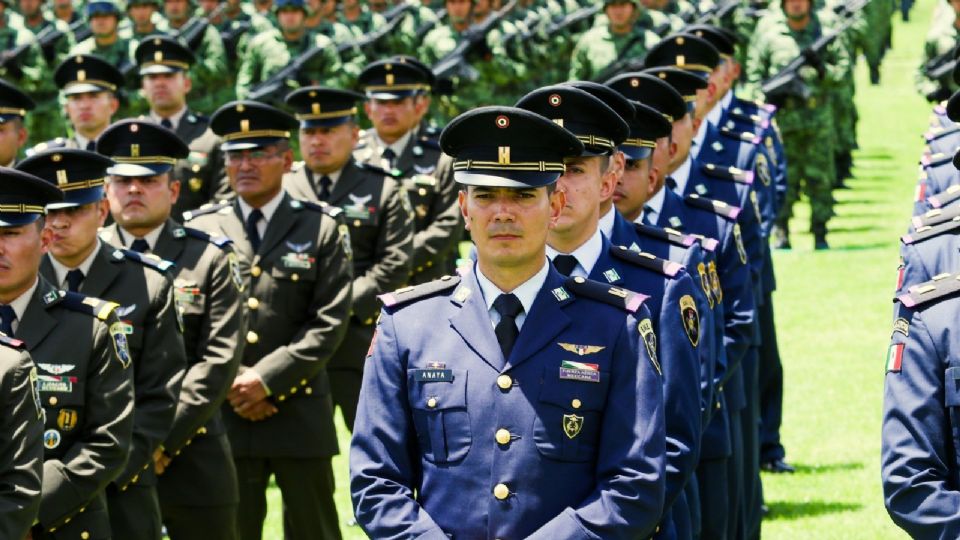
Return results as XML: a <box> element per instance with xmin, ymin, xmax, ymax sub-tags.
<box><xmin>552</xmin><ymin>254</ymin><xmax>579</xmax><ymax>277</ymax></box>
<box><xmin>246</xmin><ymin>208</ymin><xmax>264</xmax><ymax>252</ymax></box>
<box><xmin>642</xmin><ymin>205</ymin><xmax>656</xmax><ymax>226</ymax></box>
<box><xmin>318</xmin><ymin>175</ymin><xmax>332</xmax><ymax>202</ymax></box>
<box><xmin>85</xmin><ymin>140</ymin><xmax>95</xmax><ymax>151</ymax></box>
<box><xmin>0</xmin><ymin>305</ymin><xmax>15</xmax><ymax>337</ymax></box>
<box><xmin>130</xmin><ymin>238</ymin><xmax>150</xmax><ymax>253</ymax></box>
<box><xmin>382</xmin><ymin>148</ymin><xmax>396</xmax><ymax>168</ymax></box>
<box><xmin>160</xmin><ymin>118</ymin><xmax>173</xmax><ymax>130</ymax></box>
<box><xmin>65</xmin><ymin>269</ymin><xmax>84</xmax><ymax>292</ymax></box>
<box><xmin>665</xmin><ymin>177</ymin><xmax>678</xmax><ymax>191</ymax></box>
<box><xmin>493</xmin><ymin>293</ymin><xmax>523</xmax><ymax>360</ymax></box>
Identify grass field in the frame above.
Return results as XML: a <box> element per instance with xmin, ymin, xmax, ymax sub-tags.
<box><xmin>260</xmin><ymin>4</ymin><xmax>931</xmax><ymax>538</ymax></box>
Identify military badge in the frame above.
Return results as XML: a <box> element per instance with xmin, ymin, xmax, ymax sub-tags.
<box><xmin>708</xmin><ymin>261</ymin><xmax>723</xmax><ymax>304</ymax></box>
<box><xmin>697</xmin><ymin>262</ymin><xmax>714</xmax><ymax>309</ymax></box>
<box><xmin>57</xmin><ymin>409</ymin><xmax>78</xmax><ymax>432</ymax></box>
<box><xmin>416</xmin><ymin>204</ymin><xmax>428</xmax><ymax>218</ymax></box>
<box><xmin>750</xmin><ymin>190</ymin><xmax>761</xmax><ymax>221</ymax></box>
<box><xmin>115</xmin><ymin>304</ymin><xmax>137</xmax><ymax>319</ymax></box>
<box><xmin>281</xmin><ymin>252</ymin><xmax>315</xmax><ymax>269</ymax></box>
<box><xmin>602</xmin><ymin>268</ymin><xmax>620</xmax><ymax>283</ymax></box>
<box><xmin>37</xmin><ymin>363</ymin><xmax>75</xmax><ymax>375</ymax></box>
<box><xmin>38</xmin><ymin>375</ymin><xmax>75</xmax><ymax>393</ymax></box>
<box><xmin>29</xmin><ymin>367</ymin><xmax>41</xmax><ymax>419</ymax></box>
<box><xmin>886</xmin><ymin>343</ymin><xmax>904</xmax><ymax>373</ymax></box>
<box><xmin>764</xmin><ymin>136</ymin><xmax>777</xmax><ymax>166</ymax></box>
<box><xmin>755</xmin><ymin>153</ymin><xmax>771</xmax><ymax>186</ymax></box>
<box><xmin>637</xmin><ymin>318</ymin><xmax>660</xmax><ymax>375</ymax></box>
<box><xmin>109</xmin><ymin>322</ymin><xmax>132</xmax><ymax>369</ymax></box>
<box><xmin>733</xmin><ymin>224</ymin><xmax>748</xmax><ymax>265</ymax></box>
<box><xmin>680</xmin><ymin>295</ymin><xmax>700</xmax><ymax>347</ymax></box>
<box><xmin>559</xmin><ymin>360</ymin><xmax>601</xmax><ymax>383</ymax></box>
<box><xmin>558</xmin><ymin>343</ymin><xmax>605</xmax><ymax>356</ymax></box>
<box><xmin>188</xmin><ymin>177</ymin><xmax>203</xmax><ymax>192</ymax></box>
<box><xmin>227</xmin><ymin>252</ymin><xmax>244</xmax><ymax>292</ymax></box>
<box><xmin>43</xmin><ymin>429</ymin><xmax>61</xmax><ymax>449</ymax></box>
<box><xmin>893</xmin><ymin>318</ymin><xmax>909</xmax><ymax>337</ymax></box>
<box><xmin>563</xmin><ymin>413</ymin><xmax>583</xmax><ymax>439</ymax></box>
<box><xmin>551</xmin><ymin>287</ymin><xmax>570</xmax><ymax>302</ymax></box>
<box><xmin>338</xmin><ymin>224</ymin><xmax>353</xmax><ymax>260</ymax></box>
<box><xmin>285</xmin><ymin>240</ymin><xmax>313</xmax><ymax>253</ymax></box>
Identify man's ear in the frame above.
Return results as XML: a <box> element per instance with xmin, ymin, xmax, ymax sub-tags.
<box><xmin>458</xmin><ymin>189</ymin><xmax>470</xmax><ymax>231</ymax></box>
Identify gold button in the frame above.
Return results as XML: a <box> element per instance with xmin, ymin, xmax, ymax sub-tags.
<box><xmin>132</xmin><ymin>474</ymin><xmax>139</xmax><ymax>483</ymax></box>
<box><xmin>290</xmin><ymin>387</ymin><xmax>297</xmax><ymax>394</ymax></box>
<box><xmin>246</xmin><ymin>331</ymin><xmax>259</xmax><ymax>344</ymax></box>
<box><xmin>571</xmin><ymin>399</ymin><xmax>582</xmax><ymax>409</ymax></box>
<box><xmin>278</xmin><ymin>395</ymin><xmax>286</xmax><ymax>401</ymax></box>
<box><xmin>81</xmin><ymin>532</ymin><xmax>90</xmax><ymax>540</ymax></box>
<box><xmin>364</xmin><ymin>318</ymin><xmax>374</xmax><ymax>325</ymax></box>
<box><xmin>301</xmin><ymin>379</ymin><xmax>308</xmax><ymax>385</ymax></box>
<box><xmin>305</xmin><ymin>387</ymin><xmax>313</xmax><ymax>395</ymax></box>
<box><xmin>251</xmin><ymin>266</ymin><xmax>262</xmax><ymax>277</ymax></box>
<box><xmin>291</xmin><ymin>273</ymin><xmax>299</xmax><ymax>282</ymax></box>
<box><xmin>191</xmin><ymin>164</ymin><xmax>201</xmax><ymax>172</ymax></box>
<box><xmin>495</xmin><ymin>429</ymin><xmax>511</xmax><ymax>445</ymax></box>
<box><xmin>49</xmin><ymin>396</ymin><xmax>58</xmax><ymax>406</ymax></box>
<box><xmin>427</xmin><ymin>397</ymin><xmax>437</xmax><ymax>408</ymax></box>
<box><xmin>247</xmin><ymin>297</ymin><xmax>259</xmax><ymax>310</ymax></box>
<box><xmin>493</xmin><ymin>483</ymin><xmax>509</xmax><ymax>500</ymax></box>
<box><xmin>353</xmin><ymin>220</ymin><xmax>361</xmax><ymax>227</ymax></box>
<box><xmin>426</xmin><ymin>261</ymin><xmax>433</xmax><ymax>267</ymax></box>
<box><xmin>418</xmin><ymin>187</ymin><xmax>427</xmax><ymax>196</ymax></box>
<box><xmin>496</xmin><ymin>375</ymin><xmax>512</xmax><ymax>390</ymax></box>
<box><xmin>198</xmin><ymin>426</ymin><xmax>207</xmax><ymax>435</ymax></box>
<box><xmin>64</xmin><ymin>517</ymin><xmax>71</xmax><ymax>524</ymax></box>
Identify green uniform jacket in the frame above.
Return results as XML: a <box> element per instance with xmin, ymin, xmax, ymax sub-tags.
<box><xmin>0</xmin><ymin>338</ymin><xmax>42</xmax><ymax>540</ymax></box>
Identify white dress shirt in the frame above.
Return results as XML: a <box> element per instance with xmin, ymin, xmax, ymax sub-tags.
<box><xmin>475</xmin><ymin>259</ymin><xmax>549</xmax><ymax>331</ymax></box>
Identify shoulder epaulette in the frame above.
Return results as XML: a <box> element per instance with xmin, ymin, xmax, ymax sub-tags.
<box><xmin>563</xmin><ymin>276</ymin><xmax>648</xmax><ymax>314</ymax></box>
<box><xmin>358</xmin><ymin>161</ymin><xmax>402</xmax><ymax>179</ymax></box>
<box><xmin>289</xmin><ymin>198</ymin><xmax>343</xmax><ymax>218</ymax></box>
<box><xmin>701</xmin><ymin>163</ymin><xmax>754</xmax><ymax>185</ymax></box>
<box><xmin>610</xmin><ymin>245</ymin><xmax>684</xmax><ymax>277</ymax></box>
<box><xmin>921</xmin><ymin>152</ymin><xmax>952</xmax><ymax>168</ymax></box>
<box><xmin>417</xmin><ymin>135</ymin><xmax>441</xmax><ymax>151</ymax></box>
<box><xmin>0</xmin><ymin>332</ymin><xmax>25</xmax><ymax>349</ymax></box>
<box><xmin>898</xmin><ymin>271</ymin><xmax>960</xmax><ymax>308</ymax></box>
<box><xmin>112</xmin><ymin>248</ymin><xmax>175</xmax><ymax>273</ymax></box>
<box><xmin>28</xmin><ymin>137</ymin><xmax>69</xmax><ymax>156</ymax></box>
<box><xmin>732</xmin><ymin>99</ymin><xmax>777</xmax><ymax>116</ymax></box>
<box><xmin>719</xmin><ymin>127</ymin><xmax>760</xmax><ymax>145</ymax></box>
<box><xmin>182</xmin><ymin>201</ymin><xmax>231</xmax><ymax>222</ymax></box>
<box><xmin>181</xmin><ymin>226</ymin><xmax>233</xmax><ymax>249</ymax></box>
<box><xmin>728</xmin><ymin>109</ymin><xmax>769</xmax><ymax>129</ymax></box>
<box><xmin>684</xmin><ymin>193</ymin><xmax>741</xmax><ymax>220</ymax></box>
<box><xmin>924</xmin><ymin>124</ymin><xmax>960</xmax><ymax>142</ymax></box>
<box><xmin>902</xmin><ymin>216</ymin><xmax>960</xmax><ymax>245</ymax></box>
<box><xmin>933</xmin><ymin>102</ymin><xmax>948</xmax><ymax>116</ymax></box>
<box><xmin>927</xmin><ymin>184</ymin><xmax>960</xmax><ymax>209</ymax></box>
<box><xmin>687</xmin><ymin>233</ymin><xmax>719</xmax><ymax>252</ymax></box>
<box><xmin>59</xmin><ymin>291</ymin><xmax>120</xmax><ymax>321</ymax></box>
<box><xmin>632</xmin><ymin>222</ymin><xmax>695</xmax><ymax>248</ymax></box>
<box><xmin>378</xmin><ymin>275</ymin><xmax>460</xmax><ymax>308</ymax></box>
<box><xmin>914</xmin><ymin>204</ymin><xmax>960</xmax><ymax>229</ymax></box>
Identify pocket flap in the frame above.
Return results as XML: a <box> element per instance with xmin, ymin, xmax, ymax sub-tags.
<box><xmin>408</xmin><ymin>369</ymin><xmax>467</xmax><ymax>410</ymax></box>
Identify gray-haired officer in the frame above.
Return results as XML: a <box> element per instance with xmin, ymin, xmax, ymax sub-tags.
<box><xmin>351</xmin><ymin>105</ymin><xmax>666</xmax><ymax>539</ymax></box>
<box><xmin>355</xmin><ymin>59</ymin><xmax>462</xmax><ymax>284</ymax></box>
<box><xmin>21</xmin><ymin>148</ymin><xmax>187</xmax><ymax>540</ymax></box>
<box><xmin>283</xmin><ymin>86</ymin><xmax>413</xmax><ymax>432</ymax></box>
<box><xmin>98</xmin><ymin>119</ymin><xmax>244</xmax><ymax>540</ymax></box>
<box><xmin>185</xmin><ymin>100</ymin><xmax>353</xmax><ymax>540</ymax></box>
<box><xmin>0</xmin><ymin>167</ymin><xmax>134</xmax><ymax>540</ymax></box>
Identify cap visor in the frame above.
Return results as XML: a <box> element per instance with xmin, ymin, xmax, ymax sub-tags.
<box><xmin>299</xmin><ymin>116</ymin><xmax>352</xmax><ymax>129</ymax></box>
<box><xmin>64</xmin><ymin>83</ymin><xmax>113</xmax><ymax>96</ymax></box>
<box><xmin>221</xmin><ymin>137</ymin><xmax>286</xmax><ymax>151</ymax></box>
<box><xmin>139</xmin><ymin>64</ymin><xmax>181</xmax><ymax>76</ymax></box>
<box><xmin>619</xmin><ymin>146</ymin><xmax>653</xmax><ymax>160</ymax></box>
<box><xmin>0</xmin><ymin>213</ymin><xmax>42</xmax><ymax>227</ymax></box>
<box><xmin>367</xmin><ymin>90</ymin><xmax>418</xmax><ymax>100</ymax></box>
<box><xmin>107</xmin><ymin>163</ymin><xmax>172</xmax><ymax>176</ymax></box>
<box><xmin>48</xmin><ymin>186</ymin><xmax>104</xmax><ymax>209</ymax></box>
<box><xmin>454</xmin><ymin>170</ymin><xmax>560</xmax><ymax>188</ymax></box>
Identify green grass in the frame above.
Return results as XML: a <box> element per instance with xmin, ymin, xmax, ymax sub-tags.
<box><xmin>260</xmin><ymin>4</ymin><xmax>929</xmax><ymax>538</ymax></box>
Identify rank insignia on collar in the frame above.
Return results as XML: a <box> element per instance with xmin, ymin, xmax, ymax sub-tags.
<box><xmin>711</xmin><ymin>141</ymin><xmax>724</xmax><ymax>153</ymax></box>
<box><xmin>173</xmin><ymin>227</ymin><xmax>186</xmax><ymax>238</ymax></box>
<box><xmin>453</xmin><ymin>287</ymin><xmax>471</xmax><ymax>303</ymax></box>
<box><xmin>563</xmin><ymin>413</ymin><xmax>583</xmax><ymax>439</ymax></box>
<box><xmin>602</xmin><ymin>268</ymin><xmax>620</xmax><ymax>283</ymax></box>
<box><xmin>680</xmin><ymin>295</ymin><xmax>700</xmax><ymax>348</ymax></box>
<box><xmin>551</xmin><ymin>287</ymin><xmax>570</xmax><ymax>302</ymax></box>
<box><xmin>43</xmin><ymin>290</ymin><xmax>61</xmax><ymax>304</ymax></box>
<box><xmin>669</xmin><ymin>216</ymin><xmax>683</xmax><ymax>229</ymax></box>
<box><xmin>558</xmin><ymin>343</ymin><xmax>605</xmax><ymax>356</ymax></box>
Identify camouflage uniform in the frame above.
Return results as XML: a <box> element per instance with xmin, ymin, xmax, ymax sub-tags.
<box><xmin>745</xmin><ymin>8</ymin><xmax>850</xmax><ymax>236</ymax></box>
<box><xmin>862</xmin><ymin>0</ymin><xmax>893</xmax><ymax>81</ymax></box>
<box><xmin>0</xmin><ymin>11</ymin><xmax>45</xmax><ymax>96</ymax></box>
<box><xmin>234</xmin><ymin>28</ymin><xmax>291</xmax><ymax>98</ymax></box>
<box><xmin>168</xmin><ymin>19</ymin><xmax>231</xmax><ymax>115</ymax></box>
<box><xmin>915</xmin><ymin>12</ymin><xmax>960</xmax><ymax>102</ymax></box>
<box><xmin>22</xmin><ymin>12</ymin><xmax>74</xmax><ymax>147</ymax></box>
<box><xmin>568</xmin><ymin>13</ymin><xmax>660</xmax><ymax>81</ymax></box>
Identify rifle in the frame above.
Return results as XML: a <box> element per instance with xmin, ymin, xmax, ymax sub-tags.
<box><xmin>338</xmin><ymin>2</ymin><xmax>413</xmax><ymax>56</ymax></box>
<box><xmin>220</xmin><ymin>18</ymin><xmax>253</xmax><ymax>64</ymax></box>
<box><xmin>176</xmin><ymin>2</ymin><xmax>228</xmax><ymax>52</ymax></box>
<box><xmin>589</xmin><ymin>31</ymin><xmax>649</xmax><ymax>82</ymax></box>
<box><xmin>0</xmin><ymin>25</ymin><xmax>58</xmax><ymax>76</ymax></box>
<box><xmin>544</xmin><ymin>4</ymin><xmax>599</xmax><ymax>35</ymax></box>
<box><xmin>922</xmin><ymin>43</ymin><xmax>960</xmax><ymax>82</ymax></box>
<box><xmin>70</xmin><ymin>17</ymin><xmax>92</xmax><ymax>43</ymax></box>
<box><xmin>430</xmin><ymin>0</ymin><xmax>518</xmax><ymax>83</ymax></box>
<box><xmin>248</xmin><ymin>38</ymin><xmax>338</xmax><ymax>105</ymax></box>
<box><xmin>502</xmin><ymin>8</ymin><xmax>543</xmax><ymax>60</ymax></box>
<box><xmin>759</xmin><ymin>14</ymin><xmax>861</xmax><ymax>106</ymax></box>
<box><xmin>691</xmin><ymin>0</ymin><xmax>739</xmax><ymax>25</ymax></box>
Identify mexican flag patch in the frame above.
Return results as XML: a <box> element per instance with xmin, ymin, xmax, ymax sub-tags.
<box><xmin>886</xmin><ymin>344</ymin><xmax>905</xmax><ymax>373</ymax></box>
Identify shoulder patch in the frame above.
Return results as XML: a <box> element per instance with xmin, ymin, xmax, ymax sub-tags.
<box><xmin>563</xmin><ymin>276</ymin><xmax>648</xmax><ymax>314</ymax></box>
<box><xmin>358</xmin><ymin>160</ymin><xmax>403</xmax><ymax>179</ymax></box>
<box><xmin>632</xmin><ymin>222</ymin><xmax>696</xmax><ymax>248</ymax></box>
<box><xmin>701</xmin><ymin>163</ymin><xmax>754</xmax><ymax>185</ymax></box>
<box><xmin>182</xmin><ymin>226</ymin><xmax>233</xmax><ymax>249</ymax></box>
<box><xmin>927</xmin><ymin>183</ymin><xmax>960</xmax><ymax>209</ymax></box>
<box><xmin>897</xmin><ymin>272</ymin><xmax>960</xmax><ymax>308</ymax></box>
<box><xmin>719</xmin><ymin>127</ymin><xmax>760</xmax><ymax>145</ymax></box>
<box><xmin>182</xmin><ymin>201</ymin><xmax>231</xmax><ymax>222</ymax></box>
<box><xmin>684</xmin><ymin>193</ymin><xmax>741</xmax><ymax>220</ymax></box>
<box><xmin>901</xmin><ymin>216</ymin><xmax>960</xmax><ymax>245</ymax></box>
<box><xmin>417</xmin><ymin>134</ymin><xmax>441</xmax><ymax>151</ymax></box>
<box><xmin>610</xmin><ymin>245</ymin><xmax>684</xmax><ymax>277</ymax></box>
<box><xmin>728</xmin><ymin>109</ymin><xmax>769</xmax><ymax>128</ymax></box>
<box><xmin>379</xmin><ymin>275</ymin><xmax>461</xmax><ymax>308</ymax></box>
<box><xmin>117</xmin><ymin>249</ymin><xmax>175</xmax><ymax>273</ymax></box>
<box><xmin>0</xmin><ymin>332</ymin><xmax>25</xmax><ymax>349</ymax></box>
<box><xmin>58</xmin><ymin>291</ymin><xmax>121</xmax><ymax>321</ymax></box>
<box><xmin>294</xmin><ymin>198</ymin><xmax>344</xmax><ymax>218</ymax></box>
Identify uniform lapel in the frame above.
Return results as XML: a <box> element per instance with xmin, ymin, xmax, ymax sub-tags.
<box><xmin>327</xmin><ymin>160</ymin><xmax>366</xmax><ymax>206</ymax></box>
<box><xmin>505</xmin><ymin>267</ymin><xmax>572</xmax><ymax>371</ymax></box>
<box><xmin>152</xmin><ymin>219</ymin><xmax>187</xmax><ymax>263</ymax></box>
<box><xmin>225</xmin><ymin>202</ymin><xmax>255</xmax><ymax>261</ymax></box>
<box><xmin>587</xmin><ymin>238</ymin><xmax>624</xmax><ymax>286</ymax></box>
<box><xmin>79</xmin><ymin>244</ymin><xmax>125</xmax><ymax>298</ymax></box>
<box><xmin>282</xmin><ymin>167</ymin><xmax>320</xmax><ymax>203</ymax></box>
<box><xmin>17</xmin><ymin>278</ymin><xmax>60</xmax><ymax>348</ymax></box>
<box><xmin>448</xmin><ymin>270</ymin><xmax>506</xmax><ymax>372</ymax></box>
<box><xmin>258</xmin><ymin>194</ymin><xmax>298</xmax><ymax>256</ymax></box>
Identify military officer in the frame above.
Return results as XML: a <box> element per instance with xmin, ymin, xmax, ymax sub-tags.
<box><xmin>33</xmin><ymin>54</ymin><xmax>124</xmax><ymax>153</ymax></box>
<box><xmin>0</xmin><ymin>167</ymin><xmax>134</xmax><ymax>540</ymax></box>
<box><xmin>518</xmin><ymin>82</ymin><xmax>703</xmax><ymax>540</ymax></box>
<box><xmin>21</xmin><ymin>148</ymin><xmax>187</xmax><ymax>540</ymax></box>
<box><xmin>355</xmin><ymin>59</ymin><xmax>462</xmax><ymax>283</ymax></box>
<box><xmin>184</xmin><ymin>100</ymin><xmax>353</xmax><ymax>540</ymax></box>
<box><xmin>283</xmin><ymin>86</ymin><xmax>413</xmax><ymax>431</ymax></box>
<box><xmin>123</xmin><ymin>0</ymin><xmax>167</xmax><ymax>40</ymax></box>
<box><xmin>135</xmin><ymin>36</ymin><xmax>230</xmax><ymax>217</ymax></box>
<box><xmin>272</xmin><ymin>0</ymin><xmax>353</xmax><ymax>89</ymax></box>
<box><xmin>69</xmin><ymin>0</ymin><xmax>139</xmax><ymax>117</ymax></box>
<box><xmin>17</xmin><ymin>0</ymin><xmax>74</xmax><ymax>147</ymax></box>
<box><xmin>0</xmin><ymin>336</ymin><xmax>42</xmax><ymax>539</ymax></box>
<box><xmin>98</xmin><ymin>119</ymin><xmax>244</xmax><ymax>540</ymax></box>
<box><xmin>0</xmin><ymin>79</ymin><xmax>34</xmax><ymax>166</ymax></box>
<box><xmin>351</xmin><ymin>104</ymin><xmax>666</xmax><ymax>539</ymax></box>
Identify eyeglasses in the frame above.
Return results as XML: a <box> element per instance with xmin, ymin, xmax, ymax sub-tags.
<box><xmin>225</xmin><ymin>149</ymin><xmax>283</xmax><ymax>165</ymax></box>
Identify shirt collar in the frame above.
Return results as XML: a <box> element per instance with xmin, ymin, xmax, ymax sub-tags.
<box><xmin>74</xmin><ymin>133</ymin><xmax>91</xmax><ymax>149</ymax></box>
<box><xmin>311</xmin><ymin>167</ymin><xmax>342</xmax><ymax>184</ymax></box>
<box><xmin>599</xmin><ymin>205</ymin><xmax>617</xmax><ymax>238</ymax></box>
<box><xmin>692</xmin><ymin>120</ymin><xmax>708</xmax><ymax>158</ymax></box>
<box><xmin>721</xmin><ymin>91</ymin><xmax>733</xmax><ymax>109</ymax></box>
<box><xmin>476</xmin><ymin>258</ymin><xmax>549</xmax><ymax>316</ymax></box>
<box><xmin>49</xmin><ymin>239</ymin><xmax>102</xmax><ymax>289</ymax></box>
<box><xmin>545</xmin><ymin>226</ymin><xmax>603</xmax><ymax>278</ymax></box>
<box><xmin>117</xmin><ymin>223</ymin><xmax>165</xmax><ymax>251</ymax></box>
<box><xmin>374</xmin><ymin>130</ymin><xmax>412</xmax><ymax>161</ymax></box>
<box><xmin>150</xmin><ymin>106</ymin><xmax>188</xmax><ymax>131</ymax></box>
<box><xmin>238</xmin><ymin>189</ymin><xmax>286</xmax><ymax>224</ymax></box>
<box><xmin>670</xmin><ymin>155</ymin><xmax>693</xmax><ymax>195</ymax></box>
<box><xmin>641</xmin><ymin>186</ymin><xmax>666</xmax><ymax>223</ymax></box>
<box><xmin>707</xmin><ymin>99</ymin><xmax>724</xmax><ymax>127</ymax></box>
<box><xmin>4</xmin><ymin>277</ymin><xmax>38</xmax><ymax>323</ymax></box>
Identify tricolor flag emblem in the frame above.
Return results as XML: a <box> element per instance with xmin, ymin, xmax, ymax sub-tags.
<box><xmin>886</xmin><ymin>344</ymin><xmax>905</xmax><ymax>373</ymax></box>
<box><xmin>559</xmin><ymin>360</ymin><xmax>600</xmax><ymax>382</ymax></box>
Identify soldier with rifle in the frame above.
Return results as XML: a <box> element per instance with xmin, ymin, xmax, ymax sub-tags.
<box><xmin>916</xmin><ymin>0</ymin><xmax>960</xmax><ymax>102</ymax></box>
<box><xmin>164</xmin><ymin>0</ymin><xmax>231</xmax><ymax>114</ymax></box>
<box><xmin>70</xmin><ymin>0</ymin><xmax>139</xmax><ymax>118</ymax></box>
<box><xmin>18</xmin><ymin>0</ymin><xmax>74</xmax><ymax>146</ymax></box>
<box><xmin>568</xmin><ymin>0</ymin><xmax>660</xmax><ymax>81</ymax></box>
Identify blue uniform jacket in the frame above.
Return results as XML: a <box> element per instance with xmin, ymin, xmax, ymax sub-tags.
<box><xmin>896</xmin><ymin>228</ymin><xmax>960</xmax><ymax>300</ymax></box>
<box><xmin>882</xmin><ymin>276</ymin><xmax>960</xmax><ymax>540</ymax></box>
<box><xmin>351</xmin><ymin>265</ymin><xmax>666</xmax><ymax>540</ymax></box>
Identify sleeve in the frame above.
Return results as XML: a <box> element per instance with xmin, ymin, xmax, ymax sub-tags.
<box><xmin>527</xmin><ymin>304</ymin><xmax>666</xmax><ymax>539</ymax></box>
<box><xmin>252</xmin><ymin>213</ymin><xmax>353</xmax><ymax>394</ymax></box>
<box><xmin>410</xmin><ymin>157</ymin><xmax>463</xmax><ymax>272</ymax></box>
<box><xmin>115</xmin><ymin>275</ymin><xmax>187</xmax><ymax>487</ymax></box>
<box><xmin>189</xmin><ymin>26</ymin><xmax>229</xmax><ymax>96</ymax></box>
<box><xmin>38</xmin><ymin>313</ymin><xmax>135</xmax><ymax>530</ymax></box>
<box><xmin>742</xmin><ymin>30</ymin><xmax>769</xmax><ymax>101</ymax></box>
<box><xmin>162</xmin><ymin>248</ymin><xmax>243</xmax><ymax>455</ymax></box>
<box><xmin>0</xmin><ymin>351</ymin><xmax>43</xmax><ymax>540</ymax></box>
<box><xmin>567</xmin><ymin>33</ymin><xmax>591</xmax><ymax>81</ymax></box>
<box><xmin>717</xmin><ymin>221</ymin><xmax>757</xmax><ymax>384</ymax></box>
<box><xmin>881</xmin><ymin>308</ymin><xmax>960</xmax><ymax>539</ymax></box>
<box><xmin>350</xmin><ymin>309</ymin><xmax>448</xmax><ymax>539</ymax></box>
<box><xmin>351</xmin><ymin>180</ymin><xmax>415</xmax><ymax>322</ymax></box>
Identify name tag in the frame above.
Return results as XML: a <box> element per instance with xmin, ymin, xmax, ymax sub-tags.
<box><xmin>281</xmin><ymin>253</ymin><xmax>314</xmax><ymax>269</ymax></box>
<box><xmin>414</xmin><ymin>369</ymin><xmax>453</xmax><ymax>382</ymax></box>
<box><xmin>559</xmin><ymin>360</ymin><xmax>600</xmax><ymax>383</ymax></box>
